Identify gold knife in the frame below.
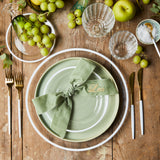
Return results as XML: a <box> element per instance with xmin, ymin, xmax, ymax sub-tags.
<box><xmin>138</xmin><ymin>68</ymin><xmax>144</xmax><ymax>135</ymax></box>
<box><xmin>129</xmin><ymin>72</ymin><xmax>135</xmax><ymax>139</ymax></box>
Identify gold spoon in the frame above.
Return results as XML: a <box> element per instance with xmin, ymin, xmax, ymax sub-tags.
<box><xmin>145</xmin><ymin>23</ymin><xmax>160</xmax><ymax>58</ymax></box>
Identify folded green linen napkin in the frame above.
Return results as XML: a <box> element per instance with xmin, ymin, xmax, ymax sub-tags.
<box><xmin>32</xmin><ymin>59</ymin><xmax>118</xmax><ymax>138</ymax></box>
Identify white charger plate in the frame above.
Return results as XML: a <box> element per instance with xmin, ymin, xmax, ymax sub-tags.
<box><xmin>25</xmin><ymin>48</ymin><xmax>129</xmax><ymax>151</ymax></box>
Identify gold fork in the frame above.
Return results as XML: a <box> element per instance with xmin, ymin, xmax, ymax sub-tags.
<box><xmin>15</xmin><ymin>72</ymin><xmax>24</xmax><ymax>138</ymax></box>
<box><xmin>5</xmin><ymin>69</ymin><xmax>14</xmax><ymax>135</ymax></box>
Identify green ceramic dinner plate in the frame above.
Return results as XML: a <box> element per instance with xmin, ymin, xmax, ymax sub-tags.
<box><xmin>35</xmin><ymin>57</ymin><xmax>119</xmax><ymax>142</ymax></box>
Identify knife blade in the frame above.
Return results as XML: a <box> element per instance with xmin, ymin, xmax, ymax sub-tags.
<box><xmin>129</xmin><ymin>72</ymin><xmax>135</xmax><ymax>105</ymax></box>
<box><xmin>137</xmin><ymin>68</ymin><xmax>144</xmax><ymax>135</ymax></box>
<box><xmin>129</xmin><ymin>72</ymin><xmax>135</xmax><ymax>139</ymax></box>
<box><xmin>138</xmin><ymin>68</ymin><xmax>143</xmax><ymax>100</ymax></box>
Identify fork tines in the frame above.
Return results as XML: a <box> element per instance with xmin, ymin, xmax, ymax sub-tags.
<box><xmin>5</xmin><ymin>69</ymin><xmax>14</xmax><ymax>83</ymax></box>
<box><xmin>15</xmin><ymin>72</ymin><xmax>23</xmax><ymax>84</ymax></box>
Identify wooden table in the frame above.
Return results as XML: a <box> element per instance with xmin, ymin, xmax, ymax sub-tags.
<box><xmin>0</xmin><ymin>0</ymin><xmax>160</xmax><ymax>160</ymax></box>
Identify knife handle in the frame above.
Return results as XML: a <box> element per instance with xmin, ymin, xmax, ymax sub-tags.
<box><xmin>131</xmin><ymin>104</ymin><xmax>135</xmax><ymax>139</ymax></box>
<box><xmin>139</xmin><ymin>100</ymin><xmax>144</xmax><ymax>135</ymax></box>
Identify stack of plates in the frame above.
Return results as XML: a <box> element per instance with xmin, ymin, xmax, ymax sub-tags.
<box><xmin>25</xmin><ymin>48</ymin><xmax>129</xmax><ymax>151</ymax></box>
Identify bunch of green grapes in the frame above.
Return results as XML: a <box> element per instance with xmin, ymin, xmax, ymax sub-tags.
<box><xmin>67</xmin><ymin>9</ymin><xmax>82</xmax><ymax>29</ymax></box>
<box><xmin>39</xmin><ymin>0</ymin><xmax>64</xmax><ymax>12</ymax></box>
<box><xmin>19</xmin><ymin>13</ymin><xmax>56</xmax><ymax>56</ymax></box>
<box><xmin>133</xmin><ymin>45</ymin><xmax>149</xmax><ymax>68</ymax></box>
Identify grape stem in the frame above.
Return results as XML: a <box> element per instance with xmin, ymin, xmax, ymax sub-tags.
<box><xmin>39</xmin><ymin>12</ymin><xmax>50</xmax><ymax>18</ymax></box>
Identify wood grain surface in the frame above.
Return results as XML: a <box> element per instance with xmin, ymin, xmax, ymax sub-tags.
<box><xmin>0</xmin><ymin>0</ymin><xmax>160</xmax><ymax>160</ymax></box>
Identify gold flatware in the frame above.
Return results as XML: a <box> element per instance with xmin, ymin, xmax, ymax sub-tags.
<box><xmin>5</xmin><ymin>69</ymin><xmax>14</xmax><ymax>135</ymax></box>
<box><xmin>138</xmin><ymin>68</ymin><xmax>144</xmax><ymax>135</ymax></box>
<box><xmin>145</xmin><ymin>23</ymin><xmax>160</xmax><ymax>57</ymax></box>
<box><xmin>129</xmin><ymin>72</ymin><xmax>135</xmax><ymax>139</ymax></box>
<box><xmin>15</xmin><ymin>72</ymin><xmax>24</xmax><ymax>138</ymax></box>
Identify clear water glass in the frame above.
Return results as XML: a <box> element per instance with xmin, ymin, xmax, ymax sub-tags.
<box><xmin>109</xmin><ymin>31</ymin><xmax>138</xmax><ymax>60</ymax></box>
<box><xmin>82</xmin><ymin>3</ymin><xmax>115</xmax><ymax>38</ymax></box>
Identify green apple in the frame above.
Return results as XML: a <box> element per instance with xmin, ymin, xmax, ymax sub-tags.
<box><xmin>113</xmin><ymin>0</ymin><xmax>136</xmax><ymax>22</ymax></box>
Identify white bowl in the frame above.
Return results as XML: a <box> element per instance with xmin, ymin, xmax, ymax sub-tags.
<box><xmin>6</xmin><ymin>13</ymin><xmax>56</xmax><ymax>63</ymax></box>
<box><xmin>136</xmin><ymin>19</ymin><xmax>160</xmax><ymax>45</ymax></box>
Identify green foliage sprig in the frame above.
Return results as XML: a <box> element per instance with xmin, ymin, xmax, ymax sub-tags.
<box><xmin>150</xmin><ymin>0</ymin><xmax>160</xmax><ymax>14</ymax></box>
<box><xmin>9</xmin><ymin>0</ymin><xmax>26</xmax><ymax>11</ymax></box>
<box><xmin>17</xmin><ymin>0</ymin><xmax>27</xmax><ymax>11</ymax></box>
<box><xmin>0</xmin><ymin>46</ymin><xmax>13</xmax><ymax>69</ymax></box>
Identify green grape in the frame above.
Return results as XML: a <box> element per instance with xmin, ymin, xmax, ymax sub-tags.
<box><xmin>38</xmin><ymin>14</ymin><xmax>47</xmax><ymax>22</ymax></box>
<box><xmin>32</xmin><ymin>27</ymin><xmax>40</xmax><ymax>35</ymax></box>
<box><xmin>76</xmin><ymin>17</ymin><xmax>82</xmax><ymax>25</ymax></box>
<box><xmin>45</xmin><ymin>41</ymin><xmax>52</xmax><ymax>48</ymax></box>
<box><xmin>24</xmin><ymin>22</ymin><xmax>32</xmax><ymax>30</ymax></box>
<box><xmin>20</xmin><ymin>33</ymin><xmax>28</xmax><ymax>42</ymax></box>
<box><xmin>68</xmin><ymin>21</ymin><xmax>76</xmax><ymax>29</ymax></box>
<box><xmin>140</xmin><ymin>59</ymin><xmax>148</xmax><ymax>68</ymax></box>
<box><xmin>27</xmin><ymin>28</ymin><xmax>33</xmax><ymax>36</ymax></box>
<box><xmin>40</xmin><ymin>2</ymin><xmax>48</xmax><ymax>11</ymax></box>
<box><xmin>49</xmin><ymin>0</ymin><xmax>56</xmax><ymax>2</ymax></box>
<box><xmin>34</xmin><ymin>21</ymin><xmax>42</xmax><ymax>28</ymax></box>
<box><xmin>42</xmin><ymin>36</ymin><xmax>51</xmax><ymax>45</ymax></box>
<box><xmin>67</xmin><ymin>13</ymin><xmax>75</xmax><ymax>21</ymax></box>
<box><xmin>40</xmin><ymin>48</ymin><xmax>49</xmax><ymax>56</ymax></box>
<box><xmin>55</xmin><ymin>0</ymin><xmax>64</xmax><ymax>8</ymax></box>
<box><xmin>136</xmin><ymin>45</ymin><xmax>143</xmax><ymax>54</ymax></box>
<box><xmin>40</xmin><ymin>24</ymin><xmax>50</xmax><ymax>34</ymax></box>
<box><xmin>29</xmin><ymin>13</ymin><xmax>37</xmax><ymax>22</ymax></box>
<box><xmin>37</xmin><ymin>42</ymin><xmax>44</xmax><ymax>48</ymax></box>
<box><xmin>142</xmin><ymin>0</ymin><xmax>150</xmax><ymax>4</ymax></box>
<box><xmin>18</xmin><ymin>21</ymin><xmax>25</xmax><ymax>29</ymax></box>
<box><xmin>74</xmin><ymin>9</ymin><xmax>82</xmax><ymax>17</ymax></box>
<box><xmin>33</xmin><ymin>35</ymin><xmax>42</xmax><ymax>42</ymax></box>
<box><xmin>133</xmin><ymin>55</ymin><xmax>141</xmax><ymax>64</ymax></box>
<box><xmin>104</xmin><ymin>0</ymin><xmax>113</xmax><ymax>7</ymax></box>
<box><xmin>28</xmin><ymin>39</ymin><xmax>35</xmax><ymax>46</ymax></box>
<box><xmin>42</xmin><ymin>34</ymin><xmax>48</xmax><ymax>38</ymax></box>
<box><xmin>48</xmin><ymin>33</ymin><xmax>56</xmax><ymax>41</ymax></box>
<box><xmin>48</xmin><ymin>3</ymin><xmax>56</xmax><ymax>12</ymax></box>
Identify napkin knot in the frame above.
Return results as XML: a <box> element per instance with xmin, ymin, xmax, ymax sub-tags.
<box><xmin>56</xmin><ymin>84</ymin><xmax>80</xmax><ymax>98</ymax></box>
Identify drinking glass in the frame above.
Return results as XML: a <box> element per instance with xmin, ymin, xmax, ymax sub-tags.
<box><xmin>82</xmin><ymin>3</ymin><xmax>115</xmax><ymax>38</ymax></box>
<box><xmin>109</xmin><ymin>31</ymin><xmax>138</xmax><ymax>60</ymax></box>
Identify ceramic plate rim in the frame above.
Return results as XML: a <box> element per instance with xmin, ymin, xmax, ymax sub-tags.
<box><xmin>34</xmin><ymin>57</ymin><xmax>119</xmax><ymax>142</ymax></box>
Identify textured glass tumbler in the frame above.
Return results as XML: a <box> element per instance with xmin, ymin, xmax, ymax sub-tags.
<box><xmin>82</xmin><ymin>3</ymin><xmax>115</xmax><ymax>38</ymax></box>
<box><xmin>109</xmin><ymin>31</ymin><xmax>138</xmax><ymax>60</ymax></box>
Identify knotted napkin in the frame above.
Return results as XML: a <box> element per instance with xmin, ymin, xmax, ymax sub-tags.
<box><xmin>32</xmin><ymin>59</ymin><xmax>118</xmax><ymax>138</ymax></box>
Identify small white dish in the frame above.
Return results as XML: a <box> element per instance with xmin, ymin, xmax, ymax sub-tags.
<box><xmin>6</xmin><ymin>13</ymin><xmax>56</xmax><ymax>63</ymax></box>
<box><xmin>136</xmin><ymin>19</ymin><xmax>160</xmax><ymax>45</ymax></box>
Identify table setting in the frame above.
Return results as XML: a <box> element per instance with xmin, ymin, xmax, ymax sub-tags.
<box><xmin>0</xmin><ymin>0</ymin><xmax>160</xmax><ymax>159</ymax></box>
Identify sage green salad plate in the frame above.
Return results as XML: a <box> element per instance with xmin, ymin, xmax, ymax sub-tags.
<box><xmin>35</xmin><ymin>57</ymin><xmax>119</xmax><ymax>142</ymax></box>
